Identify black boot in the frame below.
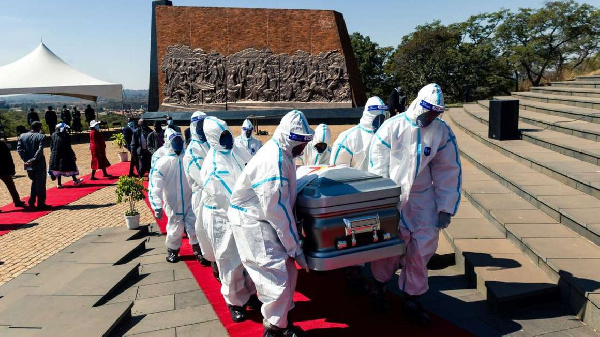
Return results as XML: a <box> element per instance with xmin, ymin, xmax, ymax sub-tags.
<box><xmin>228</xmin><ymin>305</ymin><xmax>247</xmax><ymax>322</ymax></box>
<box><xmin>212</xmin><ymin>262</ymin><xmax>221</xmax><ymax>283</ymax></box>
<box><xmin>368</xmin><ymin>278</ymin><xmax>388</xmax><ymax>314</ymax></box>
<box><xmin>245</xmin><ymin>294</ymin><xmax>262</xmax><ymax>310</ymax></box>
<box><xmin>403</xmin><ymin>295</ymin><xmax>431</xmax><ymax>327</ymax></box>
<box><xmin>191</xmin><ymin>243</ymin><xmax>210</xmax><ymax>266</ymax></box>
<box><xmin>282</xmin><ymin>322</ymin><xmax>306</xmax><ymax>337</ymax></box>
<box><xmin>166</xmin><ymin>249</ymin><xmax>179</xmax><ymax>263</ymax></box>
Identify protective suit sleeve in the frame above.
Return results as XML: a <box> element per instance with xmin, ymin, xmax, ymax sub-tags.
<box><xmin>330</xmin><ymin>130</ymin><xmax>353</xmax><ymax>166</ymax></box>
<box><xmin>148</xmin><ymin>159</ymin><xmax>167</xmax><ymax>211</ymax></box>
<box><xmin>430</xmin><ymin>125</ymin><xmax>462</xmax><ymax>215</ymax></box>
<box><xmin>368</xmin><ymin>123</ymin><xmax>392</xmax><ymax>178</ymax></box>
<box><xmin>184</xmin><ymin>148</ymin><xmax>203</xmax><ymax>192</ymax></box>
<box><xmin>255</xmin><ymin>178</ymin><xmax>302</xmax><ymax>258</ymax></box>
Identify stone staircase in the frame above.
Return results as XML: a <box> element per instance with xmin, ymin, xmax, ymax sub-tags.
<box><xmin>0</xmin><ymin>226</ymin><xmax>149</xmax><ymax>336</ymax></box>
<box><xmin>442</xmin><ymin>74</ymin><xmax>600</xmax><ymax>330</ymax></box>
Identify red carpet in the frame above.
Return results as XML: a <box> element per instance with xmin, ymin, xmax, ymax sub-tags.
<box><xmin>0</xmin><ymin>162</ymin><xmax>130</xmax><ymax>236</ymax></box>
<box><xmin>143</xmin><ymin>191</ymin><xmax>472</xmax><ymax>336</ymax></box>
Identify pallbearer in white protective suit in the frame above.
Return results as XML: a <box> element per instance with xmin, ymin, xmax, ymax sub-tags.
<box><xmin>297</xmin><ymin>123</ymin><xmax>331</xmax><ymax>166</ymax></box>
<box><xmin>368</xmin><ymin>83</ymin><xmax>462</xmax><ymax>326</ymax></box>
<box><xmin>234</xmin><ymin>118</ymin><xmax>262</xmax><ymax>164</ymax></box>
<box><xmin>228</xmin><ymin>110</ymin><xmax>313</xmax><ymax>337</ymax></box>
<box><xmin>200</xmin><ymin>117</ymin><xmax>260</xmax><ymax>322</ymax></box>
<box><xmin>148</xmin><ymin>129</ymin><xmax>198</xmax><ymax>263</ymax></box>
<box><xmin>329</xmin><ymin>96</ymin><xmax>386</xmax><ymax>170</ymax></box>
<box><xmin>182</xmin><ymin>111</ymin><xmax>213</xmax><ymax>267</ymax></box>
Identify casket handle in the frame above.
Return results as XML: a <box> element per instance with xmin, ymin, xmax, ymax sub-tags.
<box><xmin>343</xmin><ymin>215</ymin><xmax>381</xmax><ymax>246</ymax></box>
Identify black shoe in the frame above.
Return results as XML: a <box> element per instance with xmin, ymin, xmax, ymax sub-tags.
<box><xmin>228</xmin><ymin>305</ymin><xmax>247</xmax><ymax>322</ymax></box>
<box><xmin>263</xmin><ymin>323</ymin><xmax>284</xmax><ymax>337</ymax></box>
<box><xmin>368</xmin><ymin>278</ymin><xmax>388</xmax><ymax>314</ymax></box>
<box><xmin>196</xmin><ymin>255</ymin><xmax>211</xmax><ymax>266</ymax></box>
<box><xmin>212</xmin><ymin>262</ymin><xmax>221</xmax><ymax>282</ymax></box>
<box><xmin>403</xmin><ymin>297</ymin><xmax>431</xmax><ymax>327</ymax></box>
<box><xmin>245</xmin><ymin>294</ymin><xmax>262</xmax><ymax>310</ymax></box>
<box><xmin>14</xmin><ymin>201</ymin><xmax>26</xmax><ymax>208</ymax></box>
<box><xmin>282</xmin><ymin>325</ymin><xmax>305</xmax><ymax>337</ymax></box>
<box><xmin>166</xmin><ymin>249</ymin><xmax>180</xmax><ymax>263</ymax></box>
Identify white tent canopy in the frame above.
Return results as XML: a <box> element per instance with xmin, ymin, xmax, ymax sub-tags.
<box><xmin>0</xmin><ymin>42</ymin><xmax>122</xmax><ymax>102</ymax></box>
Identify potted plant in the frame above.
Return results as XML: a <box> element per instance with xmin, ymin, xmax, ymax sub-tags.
<box><xmin>116</xmin><ymin>176</ymin><xmax>147</xmax><ymax>229</ymax></box>
<box><xmin>111</xmin><ymin>133</ymin><xmax>129</xmax><ymax>162</ymax></box>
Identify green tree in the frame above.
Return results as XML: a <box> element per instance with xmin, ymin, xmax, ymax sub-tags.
<box><xmin>350</xmin><ymin>32</ymin><xmax>393</xmax><ymax>98</ymax></box>
<box><xmin>496</xmin><ymin>0</ymin><xmax>600</xmax><ymax>86</ymax></box>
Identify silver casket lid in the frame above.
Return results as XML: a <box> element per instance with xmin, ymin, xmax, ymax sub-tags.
<box><xmin>296</xmin><ymin>167</ymin><xmax>401</xmax><ymax>209</ymax></box>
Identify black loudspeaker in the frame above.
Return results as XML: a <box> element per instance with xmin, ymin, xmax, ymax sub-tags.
<box><xmin>488</xmin><ymin>99</ymin><xmax>520</xmax><ymax>140</ymax></box>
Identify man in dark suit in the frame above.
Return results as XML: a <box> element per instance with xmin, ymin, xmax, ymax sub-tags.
<box><xmin>388</xmin><ymin>86</ymin><xmax>407</xmax><ymax>117</ymax></box>
<box><xmin>45</xmin><ymin>106</ymin><xmax>58</xmax><ymax>134</ymax></box>
<box><xmin>17</xmin><ymin>121</ymin><xmax>49</xmax><ymax>209</ymax></box>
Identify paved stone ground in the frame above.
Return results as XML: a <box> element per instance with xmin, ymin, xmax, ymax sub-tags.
<box><xmin>0</xmin><ymin>183</ymin><xmax>154</xmax><ymax>285</ymax></box>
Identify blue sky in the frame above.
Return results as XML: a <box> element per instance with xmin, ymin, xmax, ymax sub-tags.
<box><xmin>1</xmin><ymin>0</ymin><xmax>588</xmax><ymax>89</ymax></box>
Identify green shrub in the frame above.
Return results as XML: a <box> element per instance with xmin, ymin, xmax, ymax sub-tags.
<box><xmin>115</xmin><ymin>176</ymin><xmax>147</xmax><ymax>216</ymax></box>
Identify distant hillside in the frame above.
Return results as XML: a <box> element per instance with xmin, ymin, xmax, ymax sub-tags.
<box><xmin>0</xmin><ymin>89</ymin><xmax>148</xmax><ymax>104</ymax></box>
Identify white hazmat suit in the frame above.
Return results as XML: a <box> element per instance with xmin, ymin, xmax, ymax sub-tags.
<box><xmin>330</xmin><ymin>96</ymin><xmax>387</xmax><ymax>170</ymax></box>
<box><xmin>234</xmin><ymin>119</ymin><xmax>262</xmax><ymax>164</ymax></box>
<box><xmin>149</xmin><ymin>129</ymin><xmax>198</xmax><ymax>254</ymax></box>
<box><xmin>183</xmin><ymin>111</ymin><xmax>214</xmax><ymax>262</ymax></box>
<box><xmin>200</xmin><ymin>117</ymin><xmax>255</xmax><ymax>309</ymax></box>
<box><xmin>369</xmin><ymin>83</ymin><xmax>462</xmax><ymax>297</ymax></box>
<box><xmin>298</xmin><ymin>123</ymin><xmax>331</xmax><ymax>166</ymax></box>
<box><xmin>228</xmin><ymin>110</ymin><xmax>313</xmax><ymax>329</ymax></box>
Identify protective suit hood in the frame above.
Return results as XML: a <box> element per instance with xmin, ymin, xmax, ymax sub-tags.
<box><xmin>204</xmin><ymin>117</ymin><xmax>232</xmax><ymax>153</ymax></box>
<box><xmin>190</xmin><ymin>111</ymin><xmax>207</xmax><ymax>141</ymax></box>
<box><xmin>359</xmin><ymin>96</ymin><xmax>387</xmax><ymax>130</ymax></box>
<box><xmin>405</xmin><ymin>83</ymin><xmax>445</xmax><ymax>124</ymax></box>
<box><xmin>241</xmin><ymin>119</ymin><xmax>253</xmax><ymax>140</ymax></box>
<box><xmin>273</xmin><ymin>110</ymin><xmax>313</xmax><ymax>157</ymax></box>
<box><xmin>312</xmin><ymin>123</ymin><xmax>331</xmax><ymax>148</ymax></box>
<box><xmin>163</xmin><ymin>128</ymin><xmax>180</xmax><ymax>152</ymax></box>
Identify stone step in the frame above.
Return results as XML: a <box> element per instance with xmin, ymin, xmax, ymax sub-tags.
<box><xmin>511</xmin><ymin>91</ymin><xmax>600</xmax><ymax>110</ymax></box>
<box><xmin>449</xmin><ymin>108</ymin><xmax>600</xmax><ymax>237</ymax></box>
<box><xmin>577</xmin><ymin>75</ymin><xmax>600</xmax><ymax>82</ymax></box>
<box><xmin>445</xmin><ymin>111</ymin><xmax>600</xmax><ymax>329</ymax></box>
<box><xmin>551</xmin><ymin>80</ymin><xmax>600</xmax><ymax>89</ymax></box>
<box><xmin>442</xmin><ymin>198</ymin><xmax>557</xmax><ymax>309</ymax></box>
<box><xmin>452</xmin><ymin>106</ymin><xmax>600</xmax><ymax>199</ymax></box>
<box><xmin>464</xmin><ymin>103</ymin><xmax>600</xmax><ymax>165</ymax></box>
<box><xmin>531</xmin><ymin>86</ymin><xmax>600</xmax><ymax>99</ymax></box>
<box><xmin>479</xmin><ymin>99</ymin><xmax>600</xmax><ymax>140</ymax></box>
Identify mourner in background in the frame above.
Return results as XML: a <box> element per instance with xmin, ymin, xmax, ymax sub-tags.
<box><xmin>201</xmin><ymin>117</ymin><xmax>260</xmax><ymax>323</ymax></box>
<box><xmin>234</xmin><ymin>118</ymin><xmax>262</xmax><ymax>164</ymax></box>
<box><xmin>149</xmin><ymin>129</ymin><xmax>197</xmax><ymax>263</ymax></box>
<box><xmin>0</xmin><ymin>139</ymin><xmax>25</xmax><ymax>210</ymax></box>
<box><xmin>27</xmin><ymin>108</ymin><xmax>40</xmax><ymax>127</ymax></box>
<box><xmin>147</xmin><ymin>120</ymin><xmax>165</xmax><ymax>155</ymax></box>
<box><xmin>368</xmin><ymin>83</ymin><xmax>462</xmax><ymax>326</ymax></box>
<box><xmin>89</xmin><ymin>120</ymin><xmax>114</xmax><ymax>180</ymax></box>
<box><xmin>123</xmin><ymin>118</ymin><xmax>138</xmax><ymax>177</ymax></box>
<box><xmin>48</xmin><ymin>122</ymin><xmax>83</xmax><ymax>188</ymax></box>
<box><xmin>131</xmin><ymin>119</ymin><xmax>152</xmax><ymax>178</ymax></box>
<box><xmin>388</xmin><ymin>86</ymin><xmax>407</xmax><ymax>117</ymax></box>
<box><xmin>228</xmin><ymin>110</ymin><xmax>313</xmax><ymax>337</ymax></box>
<box><xmin>17</xmin><ymin>121</ymin><xmax>48</xmax><ymax>209</ymax></box>
<box><xmin>298</xmin><ymin>123</ymin><xmax>331</xmax><ymax>166</ymax></box>
<box><xmin>45</xmin><ymin>106</ymin><xmax>58</xmax><ymax>134</ymax></box>
<box><xmin>183</xmin><ymin>112</ymin><xmax>213</xmax><ymax>268</ymax></box>
<box><xmin>330</xmin><ymin>96</ymin><xmax>386</xmax><ymax>170</ymax></box>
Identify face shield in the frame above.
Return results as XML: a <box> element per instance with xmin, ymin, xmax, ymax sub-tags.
<box><xmin>170</xmin><ymin>133</ymin><xmax>184</xmax><ymax>154</ymax></box>
<box><xmin>194</xmin><ymin>117</ymin><xmax>207</xmax><ymax>142</ymax></box>
<box><xmin>314</xmin><ymin>143</ymin><xmax>327</xmax><ymax>154</ymax></box>
<box><xmin>289</xmin><ymin>132</ymin><xmax>313</xmax><ymax>158</ymax></box>
<box><xmin>219</xmin><ymin>130</ymin><xmax>234</xmax><ymax>150</ymax></box>
<box><xmin>243</xmin><ymin>127</ymin><xmax>253</xmax><ymax>139</ymax></box>
<box><xmin>372</xmin><ymin>114</ymin><xmax>385</xmax><ymax>133</ymax></box>
<box><xmin>416</xmin><ymin>100</ymin><xmax>444</xmax><ymax>128</ymax></box>
<box><xmin>167</xmin><ymin>119</ymin><xmax>174</xmax><ymax>126</ymax></box>
<box><xmin>127</xmin><ymin>121</ymin><xmax>134</xmax><ymax>128</ymax></box>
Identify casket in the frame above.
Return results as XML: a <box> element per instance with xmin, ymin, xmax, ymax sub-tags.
<box><xmin>296</xmin><ymin>167</ymin><xmax>405</xmax><ymax>271</ymax></box>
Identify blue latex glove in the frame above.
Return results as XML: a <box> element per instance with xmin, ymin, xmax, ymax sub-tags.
<box><xmin>436</xmin><ymin>212</ymin><xmax>452</xmax><ymax>230</ymax></box>
<box><xmin>154</xmin><ymin>209</ymin><xmax>163</xmax><ymax>220</ymax></box>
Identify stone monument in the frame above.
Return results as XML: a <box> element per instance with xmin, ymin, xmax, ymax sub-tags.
<box><xmin>148</xmin><ymin>4</ymin><xmax>366</xmax><ymax>111</ymax></box>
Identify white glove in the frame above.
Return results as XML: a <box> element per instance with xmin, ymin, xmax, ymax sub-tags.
<box><xmin>294</xmin><ymin>252</ymin><xmax>309</xmax><ymax>272</ymax></box>
<box><xmin>154</xmin><ymin>209</ymin><xmax>163</xmax><ymax>219</ymax></box>
<box><xmin>436</xmin><ymin>212</ymin><xmax>452</xmax><ymax>230</ymax></box>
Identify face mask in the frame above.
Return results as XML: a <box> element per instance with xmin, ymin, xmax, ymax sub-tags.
<box><xmin>314</xmin><ymin>143</ymin><xmax>327</xmax><ymax>154</ymax></box>
<box><xmin>416</xmin><ymin>111</ymin><xmax>441</xmax><ymax>128</ymax></box>
<box><xmin>128</xmin><ymin>121</ymin><xmax>134</xmax><ymax>128</ymax></box>
<box><xmin>195</xmin><ymin>119</ymin><xmax>206</xmax><ymax>142</ymax></box>
<box><xmin>292</xmin><ymin>143</ymin><xmax>308</xmax><ymax>158</ymax></box>
<box><xmin>95</xmin><ymin>125</ymin><xmax>100</xmax><ymax>131</ymax></box>
<box><xmin>167</xmin><ymin>120</ymin><xmax>173</xmax><ymax>126</ymax></box>
<box><xmin>171</xmin><ymin>137</ymin><xmax>184</xmax><ymax>153</ymax></box>
<box><xmin>244</xmin><ymin>128</ymin><xmax>252</xmax><ymax>139</ymax></box>
<box><xmin>372</xmin><ymin>114</ymin><xmax>385</xmax><ymax>133</ymax></box>
<box><xmin>219</xmin><ymin>131</ymin><xmax>234</xmax><ymax>150</ymax></box>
